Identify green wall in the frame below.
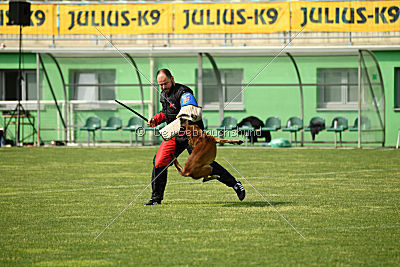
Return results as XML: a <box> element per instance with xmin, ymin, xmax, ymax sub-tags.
<box><xmin>374</xmin><ymin>50</ymin><xmax>400</xmax><ymax>147</ymax></box>
<box><xmin>153</xmin><ymin>55</ymin><xmax>361</xmax><ymax>144</ymax></box>
<box><xmin>1</xmin><ymin>51</ymin><xmax>398</xmax><ymax>146</ymax></box>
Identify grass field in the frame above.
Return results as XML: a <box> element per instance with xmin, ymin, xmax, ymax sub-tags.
<box><xmin>0</xmin><ymin>147</ymin><xmax>399</xmax><ymax>266</ymax></box>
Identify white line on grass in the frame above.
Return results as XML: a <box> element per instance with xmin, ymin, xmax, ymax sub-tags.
<box><xmin>4</xmin><ymin>224</ymin><xmax>398</xmax><ymax>237</ymax></box>
<box><xmin>0</xmin><ymin>181</ymin><xmax>202</xmax><ymax>196</ymax></box>
<box><xmin>2</xmin><ymin>168</ymin><xmax>397</xmax><ymax>197</ymax></box>
<box><xmin>242</xmin><ymin>167</ymin><xmax>400</xmax><ymax>180</ymax></box>
<box><xmin>223</xmin><ymin>157</ymin><xmax>306</xmax><ymax>240</ymax></box>
<box><xmin>121</xmin><ymin>224</ymin><xmax>400</xmax><ymax>235</ymax></box>
<box><xmin>111</xmin><ymin>224</ymin><xmax>400</xmax><ymax>235</ymax></box>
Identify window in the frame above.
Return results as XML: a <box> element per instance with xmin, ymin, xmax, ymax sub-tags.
<box><xmin>395</xmin><ymin>68</ymin><xmax>400</xmax><ymax>109</ymax></box>
<box><xmin>0</xmin><ymin>70</ymin><xmax>39</xmax><ymax>101</ymax></box>
<box><xmin>317</xmin><ymin>68</ymin><xmax>358</xmax><ymax>110</ymax></box>
<box><xmin>70</xmin><ymin>70</ymin><xmax>115</xmax><ymax>101</ymax></box>
<box><xmin>197</xmin><ymin>69</ymin><xmax>244</xmax><ymax>110</ymax></box>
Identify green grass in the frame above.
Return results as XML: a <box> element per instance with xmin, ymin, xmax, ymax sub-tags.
<box><xmin>0</xmin><ymin>147</ymin><xmax>399</xmax><ymax>266</ymax></box>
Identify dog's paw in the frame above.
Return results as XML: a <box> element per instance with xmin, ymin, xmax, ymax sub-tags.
<box><xmin>202</xmin><ymin>177</ymin><xmax>212</xmax><ymax>183</ymax></box>
<box><xmin>203</xmin><ymin>175</ymin><xmax>219</xmax><ymax>183</ymax></box>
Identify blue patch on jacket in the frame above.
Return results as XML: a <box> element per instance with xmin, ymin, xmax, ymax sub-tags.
<box><xmin>180</xmin><ymin>92</ymin><xmax>198</xmax><ymax>107</ymax></box>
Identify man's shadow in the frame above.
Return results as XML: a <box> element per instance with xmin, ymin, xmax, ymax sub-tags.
<box><xmin>218</xmin><ymin>201</ymin><xmax>292</xmax><ymax>207</ymax></box>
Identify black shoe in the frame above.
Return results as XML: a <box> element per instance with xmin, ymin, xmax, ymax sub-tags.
<box><xmin>144</xmin><ymin>199</ymin><xmax>161</xmax><ymax>206</ymax></box>
<box><xmin>233</xmin><ymin>181</ymin><xmax>246</xmax><ymax>201</ymax></box>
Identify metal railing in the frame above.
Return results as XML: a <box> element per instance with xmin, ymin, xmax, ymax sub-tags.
<box><xmin>0</xmin><ymin>100</ymin><xmax>151</xmax><ymax>144</ymax></box>
<box><xmin>2</xmin><ymin>32</ymin><xmax>400</xmax><ymax>48</ymax></box>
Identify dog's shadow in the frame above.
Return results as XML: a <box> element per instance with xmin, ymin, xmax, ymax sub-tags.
<box><xmin>218</xmin><ymin>201</ymin><xmax>292</xmax><ymax>208</ymax></box>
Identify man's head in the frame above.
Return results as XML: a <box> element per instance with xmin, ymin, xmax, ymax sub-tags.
<box><xmin>157</xmin><ymin>69</ymin><xmax>175</xmax><ymax>95</ymax></box>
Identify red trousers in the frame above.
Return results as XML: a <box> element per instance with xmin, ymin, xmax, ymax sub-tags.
<box><xmin>150</xmin><ymin>135</ymin><xmax>237</xmax><ymax>201</ymax></box>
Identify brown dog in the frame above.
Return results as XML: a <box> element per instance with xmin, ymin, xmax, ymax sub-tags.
<box><xmin>174</xmin><ymin>120</ymin><xmax>243</xmax><ymax>182</ymax></box>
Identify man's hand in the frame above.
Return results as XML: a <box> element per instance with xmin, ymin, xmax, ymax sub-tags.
<box><xmin>147</xmin><ymin>118</ymin><xmax>156</xmax><ymax>127</ymax></box>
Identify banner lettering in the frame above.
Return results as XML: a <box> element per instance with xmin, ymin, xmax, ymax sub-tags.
<box><xmin>0</xmin><ymin>4</ymin><xmax>56</xmax><ymax>35</ymax></box>
<box><xmin>292</xmin><ymin>1</ymin><xmax>400</xmax><ymax>32</ymax></box>
<box><xmin>174</xmin><ymin>2</ymin><xmax>290</xmax><ymax>34</ymax></box>
<box><xmin>0</xmin><ymin>2</ymin><xmax>399</xmax><ymax>35</ymax></box>
<box><xmin>59</xmin><ymin>4</ymin><xmax>172</xmax><ymax>34</ymax></box>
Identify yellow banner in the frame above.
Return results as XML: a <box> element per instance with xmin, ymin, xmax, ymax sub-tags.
<box><xmin>1</xmin><ymin>2</ymin><xmax>398</xmax><ymax>35</ymax></box>
<box><xmin>0</xmin><ymin>4</ymin><xmax>56</xmax><ymax>35</ymax></box>
<box><xmin>292</xmin><ymin>1</ymin><xmax>400</xmax><ymax>32</ymax></box>
<box><xmin>59</xmin><ymin>4</ymin><xmax>172</xmax><ymax>35</ymax></box>
<box><xmin>174</xmin><ymin>2</ymin><xmax>290</xmax><ymax>34</ymax></box>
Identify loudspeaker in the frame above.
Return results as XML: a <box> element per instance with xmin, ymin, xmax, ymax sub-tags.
<box><xmin>8</xmin><ymin>1</ymin><xmax>31</xmax><ymax>26</ymax></box>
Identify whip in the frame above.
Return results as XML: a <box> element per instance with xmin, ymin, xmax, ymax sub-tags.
<box><xmin>115</xmin><ymin>99</ymin><xmax>148</xmax><ymax>122</ymax></box>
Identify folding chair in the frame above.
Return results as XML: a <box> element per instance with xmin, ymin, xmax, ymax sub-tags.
<box><xmin>80</xmin><ymin>116</ymin><xmax>101</xmax><ymax>146</ymax></box>
<box><xmin>123</xmin><ymin>116</ymin><xmax>143</xmax><ymax>146</ymax></box>
<box><xmin>327</xmin><ymin>117</ymin><xmax>348</xmax><ymax>148</ymax></box>
<box><xmin>282</xmin><ymin>116</ymin><xmax>303</xmax><ymax>147</ymax></box>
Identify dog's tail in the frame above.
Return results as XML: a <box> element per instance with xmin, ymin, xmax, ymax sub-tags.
<box><xmin>173</xmin><ymin>158</ymin><xmax>185</xmax><ymax>175</ymax></box>
<box><xmin>214</xmin><ymin>138</ymin><xmax>244</xmax><ymax>145</ymax></box>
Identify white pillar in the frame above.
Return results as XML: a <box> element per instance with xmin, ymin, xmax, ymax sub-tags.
<box><xmin>198</xmin><ymin>53</ymin><xmax>203</xmax><ymax>106</ymax></box>
<box><xmin>357</xmin><ymin>51</ymin><xmax>361</xmax><ymax>148</ymax></box>
<box><xmin>149</xmin><ymin>57</ymin><xmax>155</xmax><ymax>120</ymax></box>
<box><xmin>36</xmin><ymin>53</ymin><xmax>40</xmax><ymax>146</ymax></box>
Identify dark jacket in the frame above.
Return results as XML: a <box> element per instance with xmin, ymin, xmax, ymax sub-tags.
<box><xmin>237</xmin><ymin>116</ymin><xmax>271</xmax><ymax>143</ymax></box>
<box><xmin>309</xmin><ymin>121</ymin><xmax>325</xmax><ymax>140</ymax></box>
<box><xmin>159</xmin><ymin>83</ymin><xmax>204</xmax><ymax>129</ymax></box>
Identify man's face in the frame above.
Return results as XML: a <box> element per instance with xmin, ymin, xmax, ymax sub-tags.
<box><xmin>157</xmin><ymin>73</ymin><xmax>175</xmax><ymax>95</ymax></box>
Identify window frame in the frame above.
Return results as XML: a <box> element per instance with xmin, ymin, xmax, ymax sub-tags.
<box><xmin>395</xmin><ymin>67</ymin><xmax>400</xmax><ymax>110</ymax></box>
<box><xmin>70</xmin><ymin>69</ymin><xmax>116</xmax><ymax>101</ymax></box>
<box><xmin>197</xmin><ymin>68</ymin><xmax>244</xmax><ymax>111</ymax></box>
<box><xmin>69</xmin><ymin>69</ymin><xmax>116</xmax><ymax>110</ymax></box>
<box><xmin>0</xmin><ymin>69</ymin><xmax>41</xmax><ymax>110</ymax></box>
<box><xmin>317</xmin><ymin>68</ymin><xmax>358</xmax><ymax>111</ymax></box>
<box><xmin>0</xmin><ymin>69</ymin><xmax>39</xmax><ymax>101</ymax></box>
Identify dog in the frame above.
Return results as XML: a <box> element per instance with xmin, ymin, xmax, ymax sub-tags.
<box><xmin>173</xmin><ymin>120</ymin><xmax>243</xmax><ymax>182</ymax></box>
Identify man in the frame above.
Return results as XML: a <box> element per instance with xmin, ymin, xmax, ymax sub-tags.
<box><xmin>144</xmin><ymin>68</ymin><xmax>246</xmax><ymax>205</ymax></box>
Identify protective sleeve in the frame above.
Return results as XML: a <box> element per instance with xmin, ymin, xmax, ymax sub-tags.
<box><xmin>180</xmin><ymin>92</ymin><xmax>198</xmax><ymax>107</ymax></box>
<box><xmin>152</xmin><ymin>112</ymin><xmax>166</xmax><ymax>125</ymax></box>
